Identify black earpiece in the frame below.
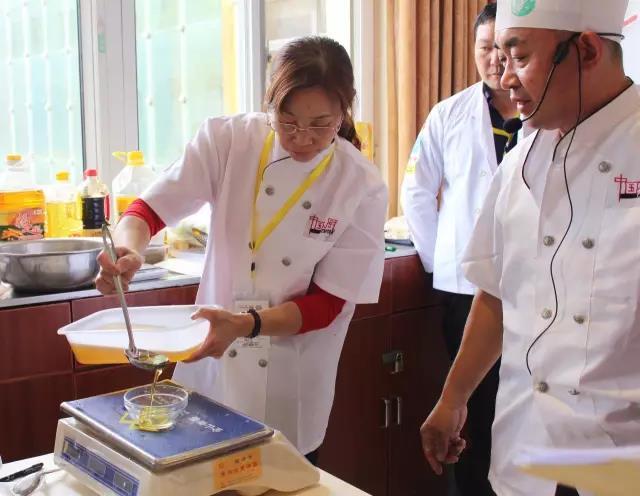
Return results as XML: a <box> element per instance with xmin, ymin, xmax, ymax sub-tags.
<box><xmin>553</xmin><ymin>40</ymin><xmax>571</xmax><ymax>65</ymax></box>
<box><xmin>553</xmin><ymin>33</ymin><xmax>580</xmax><ymax>65</ymax></box>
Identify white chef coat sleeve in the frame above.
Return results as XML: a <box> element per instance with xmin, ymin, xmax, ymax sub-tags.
<box><xmin>460</xmin><ymin>166</ymin><xmax>505</xmax><ymax>299</ymax></box>
<box><xmin>312</xmin><ymin>179</ymin><xmax>388</xmax><ymax>304</ymax></box>
<box><xmin>400</xmin><ymin>105</ymin><xmax>445</xmax><ymax>273</ymax></box>
<box><xmin>141</xmin><ymin>117</ymin><xmax>228</xmax><ymax>226</ymax></box>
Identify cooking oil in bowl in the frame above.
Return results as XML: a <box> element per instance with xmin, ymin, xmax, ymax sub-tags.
<box><xmin>124</xmin><ymin>378</ymin><xmax>188</xmax><ymax>432</ymax></box>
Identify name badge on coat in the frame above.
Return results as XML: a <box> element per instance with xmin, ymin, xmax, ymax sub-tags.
<box><xmin>221</xmin><ymin>296</ymin><xmax>271</xmax><ymax>420</ymax></box>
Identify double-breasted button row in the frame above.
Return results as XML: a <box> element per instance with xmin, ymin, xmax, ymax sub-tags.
<box><xmin>227</xmin><ymin>350</ymin><xmax>268</xmax><ymax>368</ymax></box>
<box><xmin>536</xmin><ymin>381</ymin><xmax>580</xmax><ymax>396</ymax></box>
<box><xmin>261</xmin><ymin>186</ymin><xmax>312</xmax><ymax>211</ymax></box>
<box><xmin>543</xmin><ymin>235</ymin><xmax>594</xmax><ymax>249</ymax></box>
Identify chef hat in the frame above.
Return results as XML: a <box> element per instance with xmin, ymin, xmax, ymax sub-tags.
<box><xmin>496</xmin><ymin>0</ymin><xmax>629</xmax><ymax>41</ymax></box>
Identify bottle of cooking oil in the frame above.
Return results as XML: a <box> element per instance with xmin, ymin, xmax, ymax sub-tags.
<box><xmin>112</xmin><ymin>151</ymin><xmax>157</xmax><ymax>221</ymax></box>
<box><xmin>0</xmin><ymin>154</ymin><xmax>46</xmax><ymax>241</ymax></box>
<box><xmin>79</xmin><ymin>169</ymin><xmax>110</xmax><ymax>237</ymax></box>
<box><xmin>45</xmin><ymin>171</ymin><xmax>82</xmax><ymax>238</ymax></box>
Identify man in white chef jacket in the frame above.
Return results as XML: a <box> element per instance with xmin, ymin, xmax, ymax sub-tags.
<box><xmin>402</xmin><ymin>5</ymin><xmax>517</xmax><ymax>495</ymax></box>
<box><xmin>420</xmin><ymin>1</ymin><xmax>640</xmax><ymax>495</ymax></box>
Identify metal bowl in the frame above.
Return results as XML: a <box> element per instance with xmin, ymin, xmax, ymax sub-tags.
<box><xmin>0</xmin><ymin>238</ymin><xmax>103</xmax><ymax>293</ymax></box>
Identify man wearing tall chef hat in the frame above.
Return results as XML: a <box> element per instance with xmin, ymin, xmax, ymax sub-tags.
<box><xmin>420</xmin><ymin>1</ymin><xmax>639</xmax><ymax>495</ymax></box>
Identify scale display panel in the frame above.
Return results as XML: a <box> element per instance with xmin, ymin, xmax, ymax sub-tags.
<box><xmin>60</xmin><ymin>436</ymin><xmax>140</xmax><ymax>496</ymax></box>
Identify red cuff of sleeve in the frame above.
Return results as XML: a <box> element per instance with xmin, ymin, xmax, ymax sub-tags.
<box><xmin>292</xmin><ymin>282</ymin><xmax>346</xmax><ymax>334</ymax></box>
<box><xmin>121</xmin><ymin>199</ymin><xmax>166</xmax><ymax>237</ymax></box>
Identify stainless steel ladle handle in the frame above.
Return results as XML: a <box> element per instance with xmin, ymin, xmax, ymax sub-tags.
<box><xmin>101</xmin><ymin>224</ymin><xmax>138</xmax><ymax>356</ymax></box>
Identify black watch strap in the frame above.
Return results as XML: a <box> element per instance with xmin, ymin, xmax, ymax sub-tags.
<box><xmin>246</xmin><ymin>308</ymin><xmax>262</xmax><ymax>338</ymax></box>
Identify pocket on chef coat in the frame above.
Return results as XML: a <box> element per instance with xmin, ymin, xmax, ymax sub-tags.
<box><xmin>590</xmin><ymin>205</ymin><xmax>640</xmax><ymax>349</ymax></box>
<box><xmin>297</xmin><ymin>234</ymin><xmax>335</xmax><ymax>267</ymax></box>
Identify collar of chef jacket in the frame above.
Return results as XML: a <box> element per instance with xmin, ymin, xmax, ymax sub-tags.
<box><xmin>524</xmin><ymin>83</ymin><xmax>640</xmax><ymax>204</ymax></box>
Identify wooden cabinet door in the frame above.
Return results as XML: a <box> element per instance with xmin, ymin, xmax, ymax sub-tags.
<box><xmin>388</xmin><ymin>307</ymin><xmax>449</xmax><ymax>496</ymax></box>
<box><xmin>0</xmin><ymin>303</ymin><xmax>72</xmax><ymax>381</ymax></box>
<box><xmin>0</xmin><ymin>373</ymin><xmax>74</xmax><ymax>462</ymax></box>
<box><xmin>391</xmin><ymin>257</ymin><xmax>444</xmax><ymax>313</ymax></box>
<box><xmin>318</xmin><ymin>316</ymin><xmax>391</xmax><ymax>496</ymax></box>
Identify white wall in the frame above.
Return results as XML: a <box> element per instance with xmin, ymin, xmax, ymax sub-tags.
<box><xmin>623</xmin><ymin>1</ymin><xmax>640</xmax><ymax>81</ymax></box>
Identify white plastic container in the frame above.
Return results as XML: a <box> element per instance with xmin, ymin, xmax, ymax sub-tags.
<box><xmin>58</xmin><ymin>305</ymin><xmax>209</xmax><ymax>365</ymax></box>
<box><xmin>112</xmin><ymin>150</ymin><xmax>157</xmax><ymax>221</ymax></box>
<box><xmin>45</xmin><ymin>170</ymin><xmax>82</xmax><ymax>237</ymax></box>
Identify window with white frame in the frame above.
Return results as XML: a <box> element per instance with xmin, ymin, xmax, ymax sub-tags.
<box><xmin>135</xmin><ymin>0</ymin><xmax>243</xmax><ymax>170</ymax></box>
<box><xmin>1</xmin><ymin>0</ymin><xmax>369</xmax><ymax>191</ymax></box>
<box><xmin>0</xmin><ymin>0</ymin><xmax>83</xmax><ymax>185</ymax></box>
<box><xmin>265</xmin><ymin>0</ymin><xmax>351</xmax><ymax>67</ymax></box>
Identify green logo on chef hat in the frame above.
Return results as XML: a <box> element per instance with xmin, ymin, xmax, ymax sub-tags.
<box><xmin>511</xmin><ymin>0</ymin><xmax>536</xmax><ymax>17</ymax></box>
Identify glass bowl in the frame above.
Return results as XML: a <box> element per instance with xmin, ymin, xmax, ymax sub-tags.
<box><xmin>124</xmin><ymin>384</ymin><xmax>188</xmax><ymax>431</ymax></box>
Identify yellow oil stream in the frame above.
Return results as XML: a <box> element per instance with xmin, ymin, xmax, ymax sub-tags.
<box><xmin>135</xmin><ymin>368</ymin><xmax>173</xmax><ymax>432</ymax></box>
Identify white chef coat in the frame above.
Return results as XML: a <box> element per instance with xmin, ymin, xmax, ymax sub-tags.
<box><xmin>401</xmin><ymin>82</ymin><xmax>499</xmax><ymax>295</ymax></box>
<box><xmin>461</xmin><ymin>84</ymin><xmax>640</xmax><ymax>496</ymax></box>
<box><xmin>142</xmin><ymin>113</ymin><xmax>387</xmax><ymax>454</ymax></box>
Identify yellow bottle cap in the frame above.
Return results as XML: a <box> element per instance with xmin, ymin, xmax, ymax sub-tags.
<box><xmin>56</xmin><ymin>171</ymin><xmax>70</xmax><ymax>181</ymax></box>
<box><xmin>113</xmin><ymin>151</ymin><xmax>145</xmax><ymax>166</ymax></box>
<box><xmin>6</xmin><ymin>154</ymin><xmax>21</xmax><ymax>161</ymax></box>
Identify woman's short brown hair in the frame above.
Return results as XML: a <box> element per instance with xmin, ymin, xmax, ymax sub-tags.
<box><xmin>264</xmin><ymin>36</ymin><xmax>361</xmax><ymax>150</ymax></box>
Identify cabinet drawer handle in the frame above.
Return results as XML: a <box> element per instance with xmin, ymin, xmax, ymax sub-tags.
<box><xmin>381</xmin><ymin>398</ymin><xmax>391</xmax><ymax>429</ymax></box>
<box><xmin>382</xmin><ymin>350</ymin><xmax>404</xmax><ymax>375</ymax></box>
<box><xmin>394</xmin><ymin>396</ymin><xmax>402</xmax><ymax>426</ymax></box>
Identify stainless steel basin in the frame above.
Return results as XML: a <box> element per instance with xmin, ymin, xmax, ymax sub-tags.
<box><xmin>0</xmin><ymin>238</ymin><xmax>103</xmax><ymax>292</ymax></box>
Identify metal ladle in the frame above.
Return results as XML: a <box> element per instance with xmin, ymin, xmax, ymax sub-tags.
<box><xmin>10</xmin><ymin>468</ymin><xmax>61</xmax><ymax>496</ymax></box>
<box><xmin>101</xmin><ymin>225</ymin><xmax>169</xmax><ymax>371</ymax></box>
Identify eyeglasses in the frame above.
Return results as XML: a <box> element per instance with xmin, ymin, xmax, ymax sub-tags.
<box><xmin>268</xmin><ymin>114</ymin><xmax>342</xmax><ymax>139</ymax></box>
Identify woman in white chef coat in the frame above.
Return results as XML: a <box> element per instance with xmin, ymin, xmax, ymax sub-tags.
<box><xmin>96</xmin><ymin>36</ymin><xmax>387</xmax><ymax>463</ymax></box>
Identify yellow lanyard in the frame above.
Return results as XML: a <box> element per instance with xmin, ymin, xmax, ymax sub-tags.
<box><xmin>492</xmin><ymin>127</ymin><xmax>513</xmax><ymax>140</ymax></box>
<box><xmin>250</xmin><ymin>130</ymin><xmax>334</xmax><ymax>277</ymax></box>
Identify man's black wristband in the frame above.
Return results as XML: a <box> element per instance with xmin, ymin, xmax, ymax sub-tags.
<box><xmin>246</xmin><ymin>308</ymin><xmax>262</xmax><ymax>338</ymax></box>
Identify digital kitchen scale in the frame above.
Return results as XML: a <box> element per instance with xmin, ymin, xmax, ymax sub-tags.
<box><xmin>53</xmin><ymin>381</ymin><xmax>319</xmax><ymax>496</ymax></box>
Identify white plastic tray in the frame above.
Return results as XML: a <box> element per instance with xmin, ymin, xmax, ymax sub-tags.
<box><xmin>58</xmin><ymin>305</ymin><xmax>209</xmax><ymax>365</ymax></box>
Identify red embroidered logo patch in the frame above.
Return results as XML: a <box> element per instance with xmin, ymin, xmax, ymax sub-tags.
<box><xmin>615</xmin><ymin>175</ymin><xmax>640</xmax><ymax>201</ymax></box>
<box><xmin>306</xmin><ymin>215</ymin><xmax>338</xmax><ymax>241</ymax></box>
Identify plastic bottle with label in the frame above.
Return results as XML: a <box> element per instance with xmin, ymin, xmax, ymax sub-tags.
<box><xmin>45</xmin><ymin>171</ymin><xmax>83</xmax><ymax>238</ymax></box>
<box><xmin>0</xmin><ymin>154</ymin><xmax>46</xmax><ymax>241</ymax></box>
<box><xmin>112</xmin><ymin>151</ymin><xmax>157</xmax><ymax>221</ymax></box>
<box><xmin>79</xmin><ymin>169</ymin><xmax>110</xmax><ymax>237</ymax></box>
